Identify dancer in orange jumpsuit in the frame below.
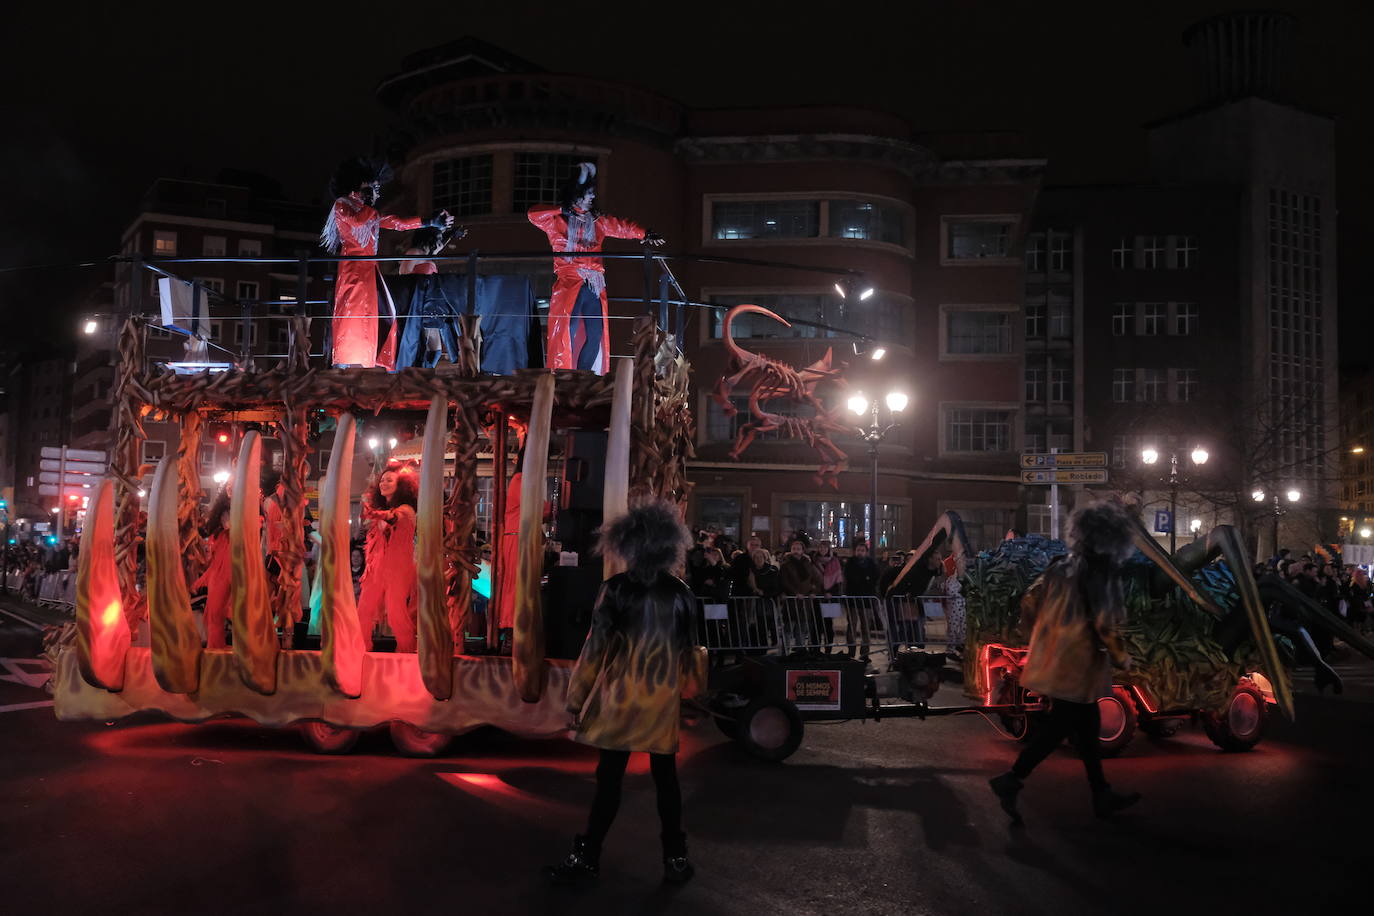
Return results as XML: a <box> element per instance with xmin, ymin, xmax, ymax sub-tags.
<box><xmin>356</xmin><ymin>461</ymin><xmax>420</xmax><ymax>651</ymax></box>
<box><xmin>321</xmin><ymin>159</ymin><xmax>453</xmax><ymax>369</ymax></box>
<box><xmin>192</xmin><ymin>493</ymin><xmax>232</xmax><ymax>649</ymax></box>
<box><xmin>527</xmin><ymin>162</ymin><xmax>664</xmax><ymax>374</ymax></box>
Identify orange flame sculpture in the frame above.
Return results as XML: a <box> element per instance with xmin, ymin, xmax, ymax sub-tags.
<box><xmin>513</xmin><ymin>373</ymin><xmax>554</xmax><ymax>703</ymax></box>
<box><xmin>229</xmin><ymin>432</ymin><xmax>278</xmax><ymax>694</ymax></box>
<box><xmin>416</xmin><ymin>398</ymin><xmax>453</xmax><ymax>700</ymax></box>
<box><xmin>75</xmin><ymin>479</ymin><xmax>130</xmax><ymax>691</ymax></box>
<box><xmin>146</xmin><ymin>454</ymin><xmax>203</xmax><ymax>693</ymax></box>
<box><xmin>320</xmin><ymin>414</ymin><xmax>366</xmax><ymax>698</ymax></box>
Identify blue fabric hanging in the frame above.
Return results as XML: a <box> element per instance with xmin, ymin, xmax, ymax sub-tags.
<box><xmin>393</xmin><ymin>273</ymin><xmax>542</xmax><ymax>374</ymax></box>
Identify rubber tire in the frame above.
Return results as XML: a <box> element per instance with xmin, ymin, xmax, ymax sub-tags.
<box><xmin>1096</xmin><ymin>687</ymin><xmax>1137</xmax><ymax>758</ymax></box>
<box><xmin>734</xmin><ymin>698</ymin><xmax>804</xmax><ymax>762</ymax></box>
<box><xmin>388</xmin><ymin>722</ymin><xmax>453</xmax><ymax>757</ymax></box>
<box><xmin>301</xmin><ymin>720</ymin><xmax>361</xmax><ymax>754</ymax></box>
<box><xmin>1202</xmin><ymin>683</ymin><xmax>1267</xmax><ymax>752</ymax></box>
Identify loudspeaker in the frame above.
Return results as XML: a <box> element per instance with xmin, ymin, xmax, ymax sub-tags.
<box><xmin>543</xmin><ymin>565</ymin><xmax>603</xmax><ymax>659</ymax></box>
<box><xmin>563</xmin><ymin>431</ymin><xmax>607</xmax><ymax>510</ymax></box>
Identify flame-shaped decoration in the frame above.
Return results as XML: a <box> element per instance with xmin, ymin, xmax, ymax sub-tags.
<box><xmin>146</xmin><ymin>454</ymin><xmax>203</xmax><ymax>693</ymax></box>
<box><xmin>75</xmin><ymin>478</ymin><xmax>130</xmax><ymax>691</ymax></box>
<box><xmin>321</xmin><ymin>414</ymin><xmax>366</xmax><ymax>698</ymax></box>
<box><xmin>513</xmin><ymin>373</ymin><xmax>554</xmax><ymax>703</ymax></box>
<box><xmin>602</xmin><ymin>357</ymin><xmax>633</xmax><ymax>578</ymax></box>
<box><xmin>416</xmin><ymin>398</ymin><xmax>452</xmax><ymax>700</ymax></box>
<box><xmin>229</xmin><ymin>432</ymin><xmax>278</xmax><ymax>694</ymax></box>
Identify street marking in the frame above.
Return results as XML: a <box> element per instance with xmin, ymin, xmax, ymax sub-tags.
<box><xmin>1</xmin><ymin>658</ymin><xmax>51</xmax><ymax>689</ymax></box>
<box><xmin>0</xmin><ymin>700</ymin><xmax>54</xmax><ymax>713</ymax></box>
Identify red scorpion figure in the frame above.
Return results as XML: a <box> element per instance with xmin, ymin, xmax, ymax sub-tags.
<box><xmin>711</xmin><ymin>304</ymin><xmax>853</xmax><ymax>488</ymax></box>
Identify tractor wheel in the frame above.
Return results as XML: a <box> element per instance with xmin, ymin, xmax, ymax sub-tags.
<box><xmin>301</xmin><ymin>720</ymin><xmax>361</xmax><ymax>754</ymax></box>
<box><xmin>389</xmin><ymin>722</ymin><xmax>453</xmax><ymax>757</ymax></box>
<box><xmin>1096</xmin><ymin>687</ymin><xmax>1137</xmax><ymax>757</ymax></box>
<box><xmin>734</xmin><ymin>698</ymin><xmax>804</xmax><ymax>762</ymax></box>
<box><xmin>1202</xmin><ymin>683</ymin><xmax>1267</xmax><ymax>752</ymax></box>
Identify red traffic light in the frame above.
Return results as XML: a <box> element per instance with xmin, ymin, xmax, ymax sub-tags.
<box><xmin>217</xmin><ymin>432</ymin><xmax>230</xmax><ymax>444</ymax></box>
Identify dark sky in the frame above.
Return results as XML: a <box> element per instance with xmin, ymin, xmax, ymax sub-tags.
<box><xmin>2</xmin><ymin>0</ymin><xmax>1367</xmax><ymax>365</ymax></box>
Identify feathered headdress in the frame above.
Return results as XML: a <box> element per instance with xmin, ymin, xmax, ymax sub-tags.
<box><xmin>321</xmin><ymin>157</ymin><xmax>395</xmax><ymax>253</ymax></box>
<box><xmin>596</xmin><ymin>498</ymin><xmax>692</xmax><ymax>584</ymax></box>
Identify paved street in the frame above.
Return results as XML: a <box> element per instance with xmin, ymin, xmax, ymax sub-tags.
<box><xmin>1</xmin><ymin>598</ymin><xmax>1369</xmax><ymax>915</ymax></box>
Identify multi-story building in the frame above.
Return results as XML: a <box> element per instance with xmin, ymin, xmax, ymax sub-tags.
<box><xmin>377</xmin><ymin>38</ymin><xmax>1044</xmax><ymax>551</ymax></box>
<box><xmin>1020</xmin><ymin>11</ymin><xmax>1339</xmax><ymax>554</ymax></box>
<box><xmin>1338</xmin><ymin>369</ymin><xmax>1374</xmax><ymax>539</ymax></box>
<box><xmin>6</xmin><ymin>352</ymin><xmax>74</xmax><ymax>531</ymax></box>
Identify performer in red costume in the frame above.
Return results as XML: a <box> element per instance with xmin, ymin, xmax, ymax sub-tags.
<box><xmin>527</xmin><ymin>162</ymin><xmax>664</xmax><ymax>374</ymax></box>
<box><xmin>321</xmin><ymin>159</ymin><xmax>454</xmax><ymax>369</ymax></box>
<box><xmin>192</xmin><ymin>493</ymin><xmax>232</xmax><ymax>649</ymax></box>
<box><xmin>356</xmin><ymin>461</ymin><xmax>419</xmax><ymax>652</ymax></box>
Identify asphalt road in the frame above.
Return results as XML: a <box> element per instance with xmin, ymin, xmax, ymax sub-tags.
<box><xmin>1</xmin><ymin>599</ymin><xmax>1370</xmax><ymax>916</ymax></box>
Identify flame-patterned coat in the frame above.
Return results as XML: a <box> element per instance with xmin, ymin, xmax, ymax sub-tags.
<box><xmin>566</xmin><ymin>572</ymin><xmax>707</xmax><ymax>755</ymax></box>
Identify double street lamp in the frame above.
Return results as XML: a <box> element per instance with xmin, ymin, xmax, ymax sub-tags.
<box><xmin>849</xmin><ymin>390</ymin><xmax>908</xmax><ymax>549</ymax></box>
<box><xmin>1141</xmin><ymin>445</ymin><xmax>1209</xmax><ymax>553</ymax></box>
<box><xmin>1251</xmin><ymin>486</ymin><xmax>1301</xmax><ymax>557</ymax></box>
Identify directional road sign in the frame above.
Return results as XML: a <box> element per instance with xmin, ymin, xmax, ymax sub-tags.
<box><xmin>39</xmin><ymin>447</ymin><xmax>107</xmax><ymax>463</ymax></box>
<box><xmin>1021</xmin><ymin>468</ymin><xmax>1109</xmax><ymax>485</ymax></box>
<box><xmin>39</xmin><ymin>459</ymin><xmax>107</xmax><ymax>476</ymax></box>
<box><xmin>1020</xmin><ymin>452</ymin><xmax>1108</xmax><ymax>469</ymax></box>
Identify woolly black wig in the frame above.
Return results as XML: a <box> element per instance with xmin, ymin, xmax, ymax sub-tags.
<box><xmin>596</xmin><ymin>499</ymin><xmax>692</xmax><ymax>584</ymax></box>
<box><xmin>329</xmin><ymin>157</ymin><xmax>394</xmax><ymax>201</ymax></box>
<box><xmin>559</xmin><ymin>161</ymin><xmax>598</xmax><ymax>211</ymax></box>
<box><xmin>1068</xmin><ymin>500</ymin><xmax>1137</xmax><ymax>567</ymax></box>
<box><xmin>410</xmin><ymin>224</ymin><xmax>453</xmax><ymax>256</ymax></box>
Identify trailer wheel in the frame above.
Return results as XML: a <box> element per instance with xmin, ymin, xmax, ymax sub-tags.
<box><xmin>1202</xmin><ymin>683</ymin><xmax>1267</xmax><ymax>752</ymax></box>
<box><xmin>735</xmin><ymin>698</ymin><xmax>804</xmax><ymax>762</ymax></box>
<box><xmin>302</xmin><ymin>721</ymin><xmax>361</xmax><ymax>754</ymax></box>
<box><xmin>1096</xmin><ymin>687</ymin><xmax>1136</xmax><ymax>757</ymax></box>
<box><xmin>389</xmin><ymin>722</ymin><xmax>452</xmax><ymax>757</ymax></box>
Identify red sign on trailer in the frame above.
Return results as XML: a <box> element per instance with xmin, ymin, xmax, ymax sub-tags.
<box><xmin>786</xmin><ymin>669</ymin><xmax>842</xmax><ymax>711</ymax></box>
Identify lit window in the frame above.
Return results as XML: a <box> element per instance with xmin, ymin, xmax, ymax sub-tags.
<box><xmin>945</xmin><ymin>407</ymin><xmax>1013</xmax><ymax>453</ymax></box>
<box><xmin>1140</xmin><ymin>235</ymin><xmax>1164</xmax><ymax>269</ymax></box>
<box><xmin>827</xmin><ymin>199</ymin><xmax>905</xmax><ymax>245</ymax></box>
<box><xmin>945</xmin><ymin>219</ymin><xmax>1014</xmax><ymax>260</ymax></box>
<box><xmin>1112</xmin><ymin>368</ymin><xmax>1134</xmax><ymax>403</ymax></box>
<box><xmin>202</xmin><ymin>236</ymin><xmax>226</xmax><ymax>258</ymax></box>
<box><xmin>1174</xmin><ymin>302</ymin><xmax>1198</xmax><ymax>335</ymax></box>
<box><xmin>1024</xmin><ymin>234</ymin><xmax>1044</xmax><ymax>272</ymax></box>
<box><xmin>1112</xmin><ymin>237</ymin><xmax>1132</xmax><ymax>269</ymax></box>
<box><xmin>1112</xmin><ymin>303</ymin><xmax>1132</xmax><ymax>336</ymax></box>
<box><xmin>238</xmin><ymin>239</ymin><xmax>262</xmax><ymax>258</ymax></box>
<box><xmin>1140</xmin><ymin>368</ymin><xmax>1166</xmax><ymax>401</ymax></box>
<box><xmin>1140</xmin><ymin>302</ymin><xmax>1165</xmax><ymax>335</ymax></box>
<box><xmin>946</xmin><ymin>310</ymin><xmax>1013</xmax><ymax>355</ymax></box>
<box><xmin>1176</xmin><ymin>368</ymin><xmax>1199</xmax><ymax>402</ymax></box>
<box><xmin>513</xmin><ymin>152</ymin><xmax>584</xmax><ymax>212</ymax></box>
<box><xmin>153</xmin><ymin>230</ymin><xmax>177</xmax><ymax>256</ymax></box>
<box><xmin>433</xmin><ymin>154</ymin><xmax>494</xmax><ymax>217</ymax></box>
<box><xmin>781</xmin><ymin>499</ymin><xmax>903</xmax><ymax>549</ymax></box>
<box><xmin>712</xmin><ymin>200</ymin><xmax>820</xmax><ymax>240</ymax></box>
<box><xmin>1025</xmin><ymin>367</ymin><xmax>1045</xmax><ymax>402</ymax></box>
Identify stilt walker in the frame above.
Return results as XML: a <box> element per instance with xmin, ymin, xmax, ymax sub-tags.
<box><xmin>321</xmin><ymin>158</ymin><xmax>453</xmax><ymax>369</ymax></box>
<box><xmin>527</xmin><ymin>162</ymin><xmax>664</xmax><ymax>374</ymax></box>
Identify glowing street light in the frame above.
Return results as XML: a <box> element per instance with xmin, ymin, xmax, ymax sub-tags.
<box><xmin>1140</xmin><ymin>446</ymin><xmax>1209</xmax><ymax>552</ymax></box>
<box><xmin>212</xmin><ymin>470</ymin><xmax>230</xmax><ymax>485</ymax></box>
<box><xmin>83</xmin><ymin>319</ymin><xmax>98</xmax><ymax>335</ymax></box>
<box><xmin>847</xmin><ymin>393</ymin><xmax>869</xmax><ymax>416</ymax></box>
<box><xmin>388</xmin><ymin>437</ymin><xmax>398</xmax><ymax>450</ymax></box>
<box><xmin>1361</xmin><ymin>527</ymin><xmax>1373</xmax><ymax>539</ymax></box>
<box><xmin>1189</xmin><ymin>518</ymin><xmax>1202</xmax><ymax>533</ymax></box>
<box><xmin>1285</xmin><ymin>488</ymin><xmax>1301</xmax><ymax>503</ymax></box>
<box><xmin>367</xmin><ymin>437</ymin><xmax>380</xmax><ymax>450</ymax></box>
<box><xmin>1191</xmin><ymin>447</ymin><xmax>1209</xmax><ymax>465</ymax></box>
<box><xmin>851</xmin><ymin>387</ymin><xmax>910</xmax><ymax>549</ymax></box>
<box><xmin>885</xmin><ymin>391</ymin><xmax>909</xmax><ymax>413</ymax></box>
<box><xmin>870</xmin><ymin>347</ymin><xmax>887</xmax><ymax>361</ymax></box>
<box><xmin>858</xmin><ymin>287</ymin><xmax>875</xmax><ymax>301</ymax></box>
<box><xmin>1252</xmin><ymin>489</ymin><xmax>1266</xmax><ymax>502</ymax></box>
<box><xmin>1141</xmin><ymin>447</ymin><xmax>1159</xmax><ymax>465</ymax></box>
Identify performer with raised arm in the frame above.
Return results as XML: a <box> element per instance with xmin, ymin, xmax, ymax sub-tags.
<box><xmin>321</xmin><ymin>158</ymin><xmax>454</xmax><ymax>369</ymax></box>
<box><xmin>527</xmin><ymin>162</ymin><xmax>664</xmax><ymax>374</ymax></box>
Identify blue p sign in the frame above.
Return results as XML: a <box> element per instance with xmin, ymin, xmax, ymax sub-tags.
<box><xmin>1154</xmin><ymin>510</ymin><xmax>1173</xmax><ymax>533</ymax></box>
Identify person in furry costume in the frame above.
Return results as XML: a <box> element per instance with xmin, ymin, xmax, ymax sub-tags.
<box><xmin>544</xmin><ymin>500</ymin><xmax>707</xmax><ymax>886</ymax></box>
<box><xmin>989</xmin><ymin>501</ymin><xmax>1143</xmax><ymax>825</ymax></box>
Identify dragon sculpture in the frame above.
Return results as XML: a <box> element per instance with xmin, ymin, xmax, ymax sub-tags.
<box><xmin>711</xmin><ymin>304</ymin><xmax>852</xmax><ymax>488</ymax></box>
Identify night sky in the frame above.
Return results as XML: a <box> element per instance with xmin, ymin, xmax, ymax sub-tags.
<box><xmin>2</xmin><ymin>0</ymin><xmax>1367</xmax><ymax>367</ymax></box>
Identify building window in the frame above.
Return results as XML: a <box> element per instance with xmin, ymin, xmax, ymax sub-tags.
<box><xmin>238</xmin><ymin>239</ymin><xmax>262</xmax><ymax>258</ymax></box>
<box><xmin>513</xmin><ymin>152</ymin><xmax>584</xmax><ymax>212</ymax></box>
<box><xmin>1112</xmin><ymin>368</ymin><xmax>1134</xmax><ymax>403</ymax></box>
<box><xmin>142</xmin><ymin>440</ymin><xmax>166</xmax><ymax>466</ymax></box>
<box><xmin>1140</xmin><ymin>368</ymin><xmax>1166</xmax><ymax>402</ymax></box>
<box><xmin>202</xmin><ymin>236</ymin><xmax>226</xmax><ymax>258</ymax></box>
<box><xmin>712</xmin><ymin>199</ymin><xmax>820</xmax><ymax>240</ymax></box>
<box><xmin>1176</xmin><ymin>368</ymin><xmax>1199</xmax><ymax>402</ymax></box>
<box><xmin>945</xmin><ymin>407</ymin><xmax>1014</xmax><ymax>453</ymax></box>
<box><xmin>153</xmin><ymin>230</ymin><xmax>177</xmax><ymax>256</ymax></box>
<box><xmin>1112</xmin><ymin>237</ymin><xmax>1131</xmax><ymax>269</ymax></box>
<box><xmin>1048</xmin><ymin>301</ymin><xmax>1071</xmax><ymax>339</ymax></box>
<box><xmin>1024</xmin><ymin>429</ymin><xmax>1046</xmax><ymax>453</ymax></box>
<box><xmin>433</xmin><ymin>154</ymin><xmax>494</xmax><ymax>217</ymax></box>
<box><xmin>1024</xmin><ymin>233</ymin><xmax>1044</xmax><ymax>272</ymax></box>
<box><xmin>704</xmin><ymin>395</ymin><xmax>813</xmax><ymax>443</ymax></box>
<box><xmin>1140</xmin><ymin>235</ymin><xmax>1164</xmax><ymax>269</ymax></box>
<box><xmin>708</xmin><ymin>293</ymin><xmax>833</xmax><ymax>339</ymax></box>
<box><xmin>945</xmin><ymin>219</ymin><xmax>1015</xmax><ymax>260</ymax></box>
<box><xmin>233</xmin><ymin>321</ymin><xmax>259</xmax><ymax>345</ymax></box>
<box><xmin>827</xmin><ymin>199</ymin><xmax>905</xmax><ymax>245</ymax></box>
<box><xmin>1025</xmin><ymin>303</ymin><xmax>1045</xmax><ymax>339</ymax></box>
<box><xmin>1174</xmin><ymin>235</ymin><xmax>1197</xmax><ymax>268</ymax></box>
<box><xmin>1049</xmin><ymin>233</ymin><xmax>1072</xmax><ymax>272</ymax></box>
<box><xmin>1140</xmin><ymin>302</ymin><xmax>1165</xmax><ymax>335</ymax></box>
<box><xmin>1112</xmin><ymin>303</ymin><xmax>1132</xmax><ymax>336</ymax></box>
<box><xmin>1174</xmin><ymin>302</ymin><xmax>1198</xmax><ymax>335</ymax></box>
<box><xmin>946</xmin><ymin>506</ymin><xmax>1014</xmax><ymax>551</ymax></box>
<box><xmin>236</xmin><ymin>280</ymin><xmax>259</xmax><ymax>301</ymax></box>
<box><xmin>1048</xmin><ymin>367</ymin><xmax>1070</xmax><ymax>402</ymax></box>
<box><xmin>205</xmin><ymin>197</ymin><xmax>226</xmax><ymax>218</ymax></box>
<box><xmin>1025</xmin><ymin>367</ymin><xmax>1045</xmax><ymax>402</ymax></box>
<box><xmin>194</xmin><ymin>278</ymin><xmax>225</xmax><ymax>294</ymax></box>
<box><xmin>781</xmin><ymin>499</ymin><xmax>903</xmax><ymax>551</ymax></box>
<box><xmin>946</xmin><ymin>310</ymin><xmax>1013</xmax><ymax>355</ymax></box>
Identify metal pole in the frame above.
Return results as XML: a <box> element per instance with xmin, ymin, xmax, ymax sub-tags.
<box><xmin>55</xmin><ymin>446</ymin><xmax>67</xmax><ymax>543</ymax></box>
<box><xmin>870</xmin><ymin>403</ymin><xmax>880</xmax><ymax>549</ymax></box>
<box><xmin>1049</xmin><ymin>446</ymin><xmax>1060</xmax><ymax>541</ymax></box>
<box><xmin>1168</xmin><ymin>452</ymin><xmax>1178</xmax><ymax>555</ymax></box>
<box><xmin>1272</xmin><ymin>495</ymin><xmax>1280</xmax><ymax>559</ymax></box>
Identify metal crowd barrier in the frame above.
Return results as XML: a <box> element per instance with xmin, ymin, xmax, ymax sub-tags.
<box><xmin>4</xmin><ymin>569</ymin><xmax>78</xmax><ymax>611</ymax></box>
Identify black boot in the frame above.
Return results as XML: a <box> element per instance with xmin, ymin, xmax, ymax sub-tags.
<box><xmin>662</xmin><ymin>831</ymin><xmax>695</xmax><ymax>885</ymax></box>
<box><xmin>1092</xmin><ymin>786</ymin><xmax>1142</xmax><ymax>818</ymax></box>
<box><xmin>542</xmin><ymin>834</ymin><xmax>600</xmax><ymax>886</ymax></box>
<box><xmin>988</xmin><ymin>772</ymin><xmax>1024</xmax><ymax>827</ymax></box>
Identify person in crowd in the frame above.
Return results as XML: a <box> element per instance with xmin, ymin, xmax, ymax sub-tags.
<box><xmin>191</xmin><ymin>491</ymin><xmax>233</xmax><ymax>649</ymax></box>
<box><xmin>844</xmin><ymin>540</ymin><xmax>880</xmax><ymax>597</ymax></box>
<box><xmin>942</xmin><ymin>553</ymin><xmax>967</xmax><ymax>659</ymax></box>
<box><xmin>544</xmin><ymin>539</ymin><xmax>564</xmax><ymax>577</ymax></box>
<box><xmin>356</xmin><ymin>461</ymin><xmax>419</xmax><ymax>652</ymax></box>
<box><xmin>814</xmin><ymin>539</ymin><xmax>845</xmax><ymax>648</ymax></box>
<box><xmin>780</xmin><ymin>538</ymin><xmax>825</xmax><ymax>649</ymax></box>
<box><xmin>689</xmin><ymin>545</ymin><xmax>731</xmax><ymax>602</ymax></box>
<box><xmin>545</xmin><ymin>500</ymin><xmax>704</xmax><ymax>886</ymax></box>
<box><xmin>686</xmin><ymin>529</ymin><xmax>713</xmax><ymax>582</ymax></box>
<box><xmin>1269</xmin><ymin>547</ymin><xmax>1292</xmax><ymax>571</ymax></box>
<box><xmin>731</xmin><ymin>535</ymin><xmax>764</xmax><ymax>595</ymax></box>
<box><xmin>1349</xmin><ymin>566</ymin><xmax>1373</xmax><ymax>634</ymax></box>
<box><xmin>989</xmin><ymin>501</ymin><xmax>1143</xmax><ymax>826</ymax></box>
<box><xmin>349</xmin><ymin>541</ymin><xmax>366</xmax><ymax>597</ymax></box>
